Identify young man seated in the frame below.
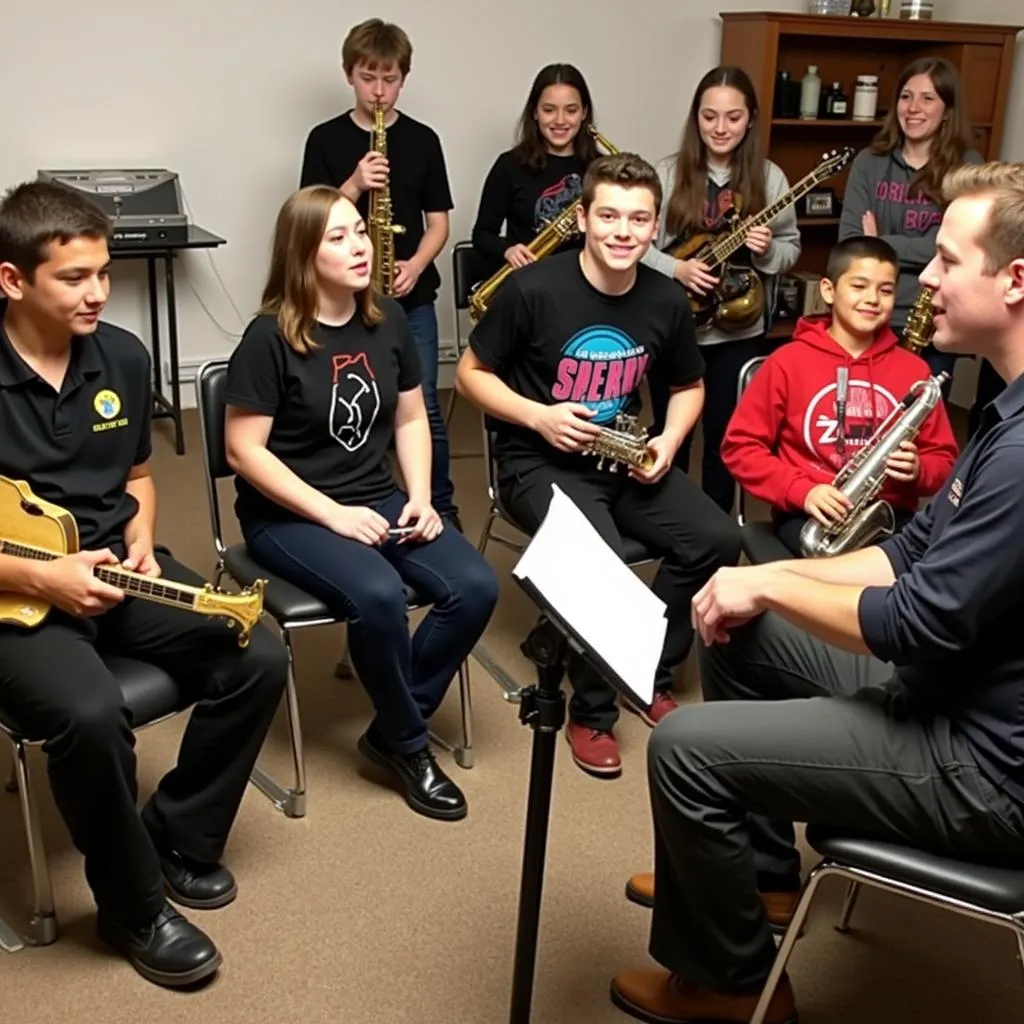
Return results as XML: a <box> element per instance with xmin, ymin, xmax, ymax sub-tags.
<box><xmin>611</xmin><ymin>162</ymin><xmax>1024</xmax><ymax>1024</ymax></box>
<box><xmin>721</xmin><ymin>236</ymin><xmax>958</xmax><ymax>556</ymax></box>
<box><xmin>0</xmin><ymin>182</ymin><xmax>288</xmax><ymax>986</ymax></box>
<box><xmin>455</xmin><ymin>152</ymin><xmax>741</xmax><ymax>778</ymax></box>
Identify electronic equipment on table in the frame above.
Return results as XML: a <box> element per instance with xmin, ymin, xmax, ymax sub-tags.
<box><xmin>37</xmin><ymin>168</ymin><xmax>189</xmax><ymax>247</ymax></box>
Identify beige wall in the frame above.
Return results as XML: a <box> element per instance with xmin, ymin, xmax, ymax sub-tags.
<box><xmin>0</xmin><ymin>0</ymin><xmax>1020</xmax><ymax>405</ymax></box>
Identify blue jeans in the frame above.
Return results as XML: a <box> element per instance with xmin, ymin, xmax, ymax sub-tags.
<box><xmin>404</xmin><ymin>302</ymin><xmax>456</xmax><ymax>516</ymax></box>
<box><xmin>244</xmin><ymin>490</ymin><xmax>497</xmax><ymax>754</ymax></box>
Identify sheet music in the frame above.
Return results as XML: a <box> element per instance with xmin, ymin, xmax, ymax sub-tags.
<box><xmin>512</xmin><ymin>485</ymin><xmax>666</xmax><ymax>707</ymax></box>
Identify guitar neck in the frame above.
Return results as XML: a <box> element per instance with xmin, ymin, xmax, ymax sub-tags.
<box><xmin>707</xmin><ymin>168</ymin><xmax>829</xmax><ymax>267</ymax></box>
<box><xmin>0</xmin><ymin>538</ymin><xmax>200</xmax><ymax>611</ymax></box>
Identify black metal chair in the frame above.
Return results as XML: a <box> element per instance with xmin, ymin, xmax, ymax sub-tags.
<box><xmin>1</xmin><ymin>656</ymin><xmax>188</xmax><ymax>950</ymax></box>
<box><xmin>734</xmin><ymin>356</ymin><xmax>793</xmax><ymax>565</ymax></box>
<box><xmin>444</xmin><ymin>241</ymin><xmax>492</xmax><ymax>455</ymax></box>
<box><xmin>474</xmin><ymin>419</ymin><xmax>659</xmax><ymax>701</ymax></box>
<box><xmin>750</xmin><ymin>824</ymin><xmax>1024</xmax><ymax>1023</ymax></box>
<box><xmin>194</xmin><ymin>361</ymin><xmax>475</xmax><ymax>806</ymax></box>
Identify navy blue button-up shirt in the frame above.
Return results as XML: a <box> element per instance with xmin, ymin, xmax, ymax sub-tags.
<box><xmin>859</xmin><ymin>370</ymin><xmax>1024</xmax><ymax>802</ymax></box>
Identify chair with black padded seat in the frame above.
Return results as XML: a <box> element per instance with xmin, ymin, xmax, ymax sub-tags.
<box><xmin>1</xmin><ymin>656</ymin><xmax>189</xmax><ymax>951</ymax></box>
<box><xmin>444</xmin><ymin>240</ymin><xmax>493</xmax><ymax>455</ymax></box>
<box><xmin>194</xmin><ymin>361</ymin><xmax>474</xmax><ymax>808</ymax></box>
<box><xmin>750</xmin><ymin>823</ymin><xmax>1024</xmax><ymax>1023</ymax></box>
<box><xmin>474</xmin><ymin>417</ymin><xmax>659</xmax><ymax>702</ymax></box>
<box><xmin>734</xmin><ymin>356</ymin><xmax>795</xmax><ymax>566</ymax></box>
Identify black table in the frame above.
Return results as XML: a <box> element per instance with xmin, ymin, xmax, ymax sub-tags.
<box><xmin>110</xmin><ymin>225</ymin><xmax>225</xmax><ymax>455</ymax></box>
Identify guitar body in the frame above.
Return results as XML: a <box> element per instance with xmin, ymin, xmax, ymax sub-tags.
<box><xmin>0</xmin><ymin>477</ymin><xmax>77</xmax><ymax>628</ymax></box>
<box><xmin>0</xmin><ymin>475</ymin><xmax>266</xmax><ymax>644</ymax></box>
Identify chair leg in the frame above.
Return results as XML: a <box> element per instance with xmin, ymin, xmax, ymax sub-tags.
<box><xmin>250</xmin><ymin>629</ymin><xmax>307</xmax><ymax>818</ymax></box>
<box><xmin>477</xmin><ymin>508</ymin><xmax>497</xmax><ymax>556</ymax></box>
<box><xmin>11</xmin><ymin>740</ymin><xmax>58</xmax><ymax>947</ymax></box>
<box><xmin>835</xmin><ymin>880</ymin><xmax>862</xmax><ymax>933</ymax></box>
<box><xmin>454</xmin><ymin>661</ymin><xmax>473</xmax><ymax>768</ymax></box>
<box><xmin>749</xmin><ymin>861</ymin><xmax>831</xmax><ymax>1024</ymax></box>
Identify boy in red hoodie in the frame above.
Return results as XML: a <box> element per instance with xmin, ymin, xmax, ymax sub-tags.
<box><xmin>722</xmin><ymin>235</ymin><xmax>958</xmax><ymax>555</ymax></box>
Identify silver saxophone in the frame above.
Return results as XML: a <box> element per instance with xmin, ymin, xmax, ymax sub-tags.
<box><xmin>799</xmin><ymin>371</ymin><xmax>949</xmax><ymax>558</ymax></box>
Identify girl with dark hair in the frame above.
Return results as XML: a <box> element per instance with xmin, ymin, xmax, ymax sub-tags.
<box><xmin>839</xmin><ymin>56</ymin><xmax>982</xmax><ymax>378</ymax></box>
<box><xmin>223</xmin><ymin>186</ymin><xmax>497</xmax><ymax>822</ymax></box>
<box><xmin>471</xmin><ymin>63</ymin><xmax>601</xmax><ymax>271</ymax></box>
<box><xmin>644</xmin><ymin>66</ymin><xmax>801</xmax><ymax>514</ymax></box>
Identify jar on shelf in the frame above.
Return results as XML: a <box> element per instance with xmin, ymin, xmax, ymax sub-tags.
<box><xmin>900</xmin><ymin>0</ymin><xmax>935</xmax><ymax>18</ymax></box>
<box><xmin>852</xmin><ymin>75</ymin><xmax>879</xmax><ymax>121</ymax></box>
<box><xmin>807</xmin><ymin>0</ymin><xmax>851</xmax><ymax>12</ymax></box>
<box><xmin>800</xmin><ymin>66</ymin><xmax>822</xmax><ymax>120</ymax></box>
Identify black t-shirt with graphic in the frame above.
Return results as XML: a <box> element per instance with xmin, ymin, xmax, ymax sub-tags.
<box><xmin>224</xmin><ymin>299</ymin><xmax>421</xmax><ymax>526</ymax></box>
<box><xmin>471</xmin><ymin>150</ymin><xmax>587</xmax><ymax>267</ymax></box>
<box><xmin>468</xmin><ymin>250</ymin><xmax>705</xmax><ymax>473</ymax></box>
<box><xmin>299</xmin><ymin>111</ymin><xmax>454</xmax><ymax>309</ymax></box>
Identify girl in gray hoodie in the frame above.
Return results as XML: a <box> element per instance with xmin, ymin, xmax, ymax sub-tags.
<box><xmin>643</xmin><ymin>66</ymin><xmax>800</xmax><ymax>514</ymax></box>
<box><xmin>838</xmin><ymin>56</ymin><xmax>981</xmax><ymax>380</ymax></box>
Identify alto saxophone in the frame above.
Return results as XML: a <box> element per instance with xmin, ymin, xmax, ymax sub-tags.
<box><xmin>799</xmin><ymin>372</ymin><xmax>949</xmax><ymax>558</ymax></box>
<box><xmin>368</xmin><ymin>102</ymin><xmax>405</xmax><ymax>296</ymax></box>
<box><xmin>902</xmin><ymin>287</ymin><xmax>936</xmax><ymax>355</ymax></box>
<box><xmin>582</xmin><ymin>413</ymin><xmax>656</xmax><ymax>472</ymax></box>
<box><xmin>468</xmin><ymin>126</ymin><xmax>620</xmax><ymax>322</ymax></box>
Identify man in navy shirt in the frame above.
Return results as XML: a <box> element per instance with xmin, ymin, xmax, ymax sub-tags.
<box><xmin>612</xmin><ymin>161</ymin><xmax>1024</xmax><ymax>1024</ymax></box>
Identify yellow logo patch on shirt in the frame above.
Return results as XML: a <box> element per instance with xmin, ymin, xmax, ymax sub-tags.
<box><xmin>92</xmin><ymin>388</ymin><xmax>129</xmax><ymax>432</ymax></box>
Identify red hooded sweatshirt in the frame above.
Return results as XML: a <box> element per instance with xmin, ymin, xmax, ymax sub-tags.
<box><xmin>722</xmin><ymin>316</ymin><xmax>959</xmax><ymax>514</ymax></box>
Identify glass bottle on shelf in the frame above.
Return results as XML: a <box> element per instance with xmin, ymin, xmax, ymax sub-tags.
<box><xmin>800</xmin><ymin>65</ymin><xmax>822</xmax><ymax>121</ymax></box>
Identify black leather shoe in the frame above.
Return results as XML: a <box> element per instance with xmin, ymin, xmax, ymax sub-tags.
<box><xmin>97</xmin><ymin>902</ymin><xmax>222</xmax><ymax>988</ymax></box>
<box><xmin>358</xmin><ymin>728</ymin><xmax>467</xmax><ymax>821</ymax></box>
<box><xmin>158</xmin><ymin>847</ymin><xmax>238</xmax><ymax>910</ymax></box>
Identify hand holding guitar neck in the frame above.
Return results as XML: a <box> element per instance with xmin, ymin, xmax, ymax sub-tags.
<box><xmin>33</xmin><ymin>549</ymin><xmax>125</xmax><ymax>618</ymax></box>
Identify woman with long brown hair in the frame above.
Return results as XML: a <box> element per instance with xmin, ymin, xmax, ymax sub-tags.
<box><xmin>471</xmin><ymin>62</ymin><xmax>600</xmax><ymax>272</ymax></box>
<box><xmin>223</xmin><ymin>186</ymin><xmax>497</xmax><ymax>822</ymax></box>
<box><xmin>642</xmin><ymin>66</ymin><xmax>800</xmax><ymax>514</ymax></box>
<box><xmin>839</xmin><ymin>56</ymin><xmax>981</xmax><ymax>378</ymax></box>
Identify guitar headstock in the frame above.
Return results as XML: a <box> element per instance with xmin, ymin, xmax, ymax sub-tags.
<box><xmin>813</xmin><ymin>147</ymin><xmax>856</xmax><ymax>182</ymax></box>
<box><xmin>196</xmin><ymin>579</ymin><xmax>266</xmax><ymax>647</ymax></box>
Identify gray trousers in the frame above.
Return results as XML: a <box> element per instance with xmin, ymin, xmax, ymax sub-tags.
<box><xmin>648</xmin><ymin>611</ymin><xmax>1024</xmax><ymax>994</ymax></box>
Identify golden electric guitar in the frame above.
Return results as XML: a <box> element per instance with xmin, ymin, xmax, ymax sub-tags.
<box><xmin>671</xmin><ymin>147</ymin><xmax>854</xmax><ymax>331</ymax></box>
<box><xmin>0</xmin><ymin>476</ymin><xmax>265</xmax><ymax>647</ymax></box>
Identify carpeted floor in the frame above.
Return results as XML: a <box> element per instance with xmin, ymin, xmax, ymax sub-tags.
<box><xmin>0</xmin><ymin>396</ymin><xmax>1019</xmax><ymax>1024</ymax></box>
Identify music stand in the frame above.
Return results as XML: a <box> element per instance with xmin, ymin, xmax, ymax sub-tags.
<box><xmin>506</xmin><ymin>486</ymin><xmax>663</xmax><ymax>1024</ymax></box>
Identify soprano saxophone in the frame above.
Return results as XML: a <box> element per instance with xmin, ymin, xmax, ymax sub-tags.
<box><xmin>368</xmin><ymin>102</ymin><xmax>405</xmax><ymax>296</ymax></box>
<box><xmin>799</xmin><ymin>372</ymin><xmax>949</xmax><ymax>558</ymax></box>
<box><xmin>467</xmin><ymin>126</ymin><xmax>620</xmax><ymax>322</ymax></box>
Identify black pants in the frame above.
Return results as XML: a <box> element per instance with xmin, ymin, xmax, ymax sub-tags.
<box><xmin>0</xmin><ymin>552</ymin><xmax>288</xmax><ymax>927</ymax></box>
<box><xmin>651</xmin><ymin>334</ymin><xmax>768</xmax><ymax>515</ymax></box>
<box><xmin>501</xmin><ymin>462</ymin><xmax>741</xmax><ymax>730</ymax></box>
<box><xmin>645</xmin><ymin>612</ymin><xmax>1024</xmax><ymax>994</ymax></box>
<box><xmin>773</xmin><ymin>506</ymin><xmax>917</xmax><ymax>557</ymax></box>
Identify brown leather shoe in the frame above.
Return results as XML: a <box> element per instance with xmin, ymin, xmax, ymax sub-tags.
<box><xmin>624</xmin><ymin>691</ymin><xmax>680</xmax><ymax>728</ymax></box>
<box><xmin>566</xmin><ymin>722</ymin><xmax>622</xmax><ymax>777</ymax></box>
<box><xmin>625</xmin><ymin>872</ymin><xmax>799</xmax><ymax>935</ymax></box>
<box><xmin>610</xmin><ymin>969</ymin><xmax>797</xmax><ymax>1024</ymax></box>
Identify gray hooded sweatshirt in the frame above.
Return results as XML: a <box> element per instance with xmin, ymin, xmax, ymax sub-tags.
<box><xmin>838</xmin><ymin>146</ymin><xmax>982</xmax><ymax>330</ymax></box>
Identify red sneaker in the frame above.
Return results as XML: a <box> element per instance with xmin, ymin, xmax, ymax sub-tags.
<box><xmin>566</xmin><ymin>722</ymin><xmax>622</xmax><ymax>777</ymax></box>
<box><xmin>624</xmin><ymin>691</ymin><xmax>680</xmax><ymax>728</ymax></box>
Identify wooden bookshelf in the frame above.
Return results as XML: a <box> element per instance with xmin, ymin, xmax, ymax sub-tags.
<box><xmin>720</xmin><ymin>11</ymin><xmax>1021</xmax><ymax>290</ymax></box>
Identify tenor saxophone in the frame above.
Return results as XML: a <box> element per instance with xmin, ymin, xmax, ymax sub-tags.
<box><xmin>468</xmin><ymin>127</ymin><xmax>620</xmax><ymax>322</ymax></box>
<box><xmin>368</xmin><ymin>102</ymin><xmax>405</xmax><ymax>296</ymax></box>
<box><xmin>799</xmin><ymin>372</ymin><xmax>949</xmax><ymax>558</ymax></box>
<box><xmin>902</xmin><ymin>287</ymin><xmax>936</xmax><ymax>355</ymax></box>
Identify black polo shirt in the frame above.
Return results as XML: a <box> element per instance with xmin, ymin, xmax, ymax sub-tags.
<box><xmin>858</xmin><ymin>369</ymin><xmax>1024</xmax><ymax>803</ymax></box>
<box><xmin>0</xmin><ymin>308</ymin><xmax>152</xmax><ymax>554</ymax></box>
